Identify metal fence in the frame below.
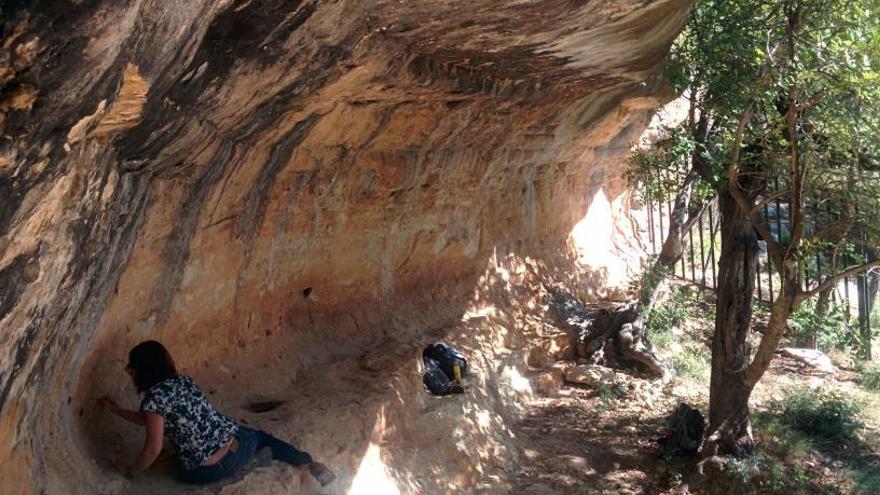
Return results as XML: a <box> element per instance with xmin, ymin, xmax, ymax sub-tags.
<box><xmin>644</xmin><ymin>189</ymin><xmax>876</xmax><ymax>346</ymax></box>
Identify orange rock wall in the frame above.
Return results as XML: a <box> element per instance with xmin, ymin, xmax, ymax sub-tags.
<box><xmin>0</xmin><ymin>0</ymin><xmax>689</xmax><ymax>492</ymax></box>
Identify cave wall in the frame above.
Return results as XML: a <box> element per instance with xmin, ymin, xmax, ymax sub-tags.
<box><xmin>0</xmin><ymin>0</ymin><xmax>690</xmax><ymax>492</ymax></box>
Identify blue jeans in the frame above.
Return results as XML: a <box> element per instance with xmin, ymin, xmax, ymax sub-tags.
<box><xmin>179</xmin><ymin>426</ymin><xmax>314</xmax><ymax>484</ymax></box>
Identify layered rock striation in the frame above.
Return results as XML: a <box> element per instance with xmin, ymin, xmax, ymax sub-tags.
<box><xmin>0</xmin><ymin>0</ymin><xmax>689</xmax><ymax>493</ymax></box>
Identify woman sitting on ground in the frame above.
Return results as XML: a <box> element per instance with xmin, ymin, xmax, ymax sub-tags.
<box><xmin>99</xmin><ymin>340</ymin><xmax>335</xmax><ymax>486</ymax></box>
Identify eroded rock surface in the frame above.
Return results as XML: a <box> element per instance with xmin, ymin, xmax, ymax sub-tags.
<box><xmin>0</xmin><ymin>0</ymin><xmax>689</xmax><ymax>493</ymax></box>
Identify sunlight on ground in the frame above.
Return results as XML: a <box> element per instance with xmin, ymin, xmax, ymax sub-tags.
<box><xmin>462</xmin><ymin>305</ymin><xmax>497</xmax><ymax>320</ymax></box>
<box><xmin>349</xmin><ymin>443</ymin><xmax>400</xmax><ymax>495</ymax></box>
<box><xmin>501</xmin><ymin>365</ymin><xmax>533</xmax><ymax>395</ymax></box>
<box><xmin>350</xmin><ymin>406</ymin><xmax>400</xmax><ymax>495</ymax></box>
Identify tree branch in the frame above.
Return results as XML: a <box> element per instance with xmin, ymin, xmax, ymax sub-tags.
<box><xmin>799</xmin><ymin>260</ymin><xmax>880</xmax><ymax>302</ymax></box>
<box><xmin>682</xmin><ymin>194</ymin><xmax>714</xmax><ymax>233</ymax></box>
<box><xmin>726</xmin><ymin>105</ymin><xmax>785</xmax><ymax>265</ymax></box>
<box><xmin>658</xmin><ymin>168</ymin><xmax>702</xmax><ymax>266</ymax></box>
<box><xmin>745</xmin><ymin>292</ymin><xmax>795</xmax><ymax>386</ymax></box>
<box><xmin>786</xmin><ymin>85</ymin><xmax>806</xmax><ymax>254</ymax></box>
<box><xmin>808</xmin><ymin>218</ymin><xmax>854</xmax><ymax>243</ymax></box>
<box><xmin>750</xmin><ymin>188</ymin><xmax>791</xmax><ymax>214</ymax></box>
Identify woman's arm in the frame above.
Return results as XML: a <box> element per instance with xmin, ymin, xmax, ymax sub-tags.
<box><xmin>118</xmin><ymin>411</ymin><xmax>164</xmax><ymax>477</ymax></box>
<box><xmin>98</xmin><ymin>397</ymin><xmax>146</xmax><ymax>426</ymax></box>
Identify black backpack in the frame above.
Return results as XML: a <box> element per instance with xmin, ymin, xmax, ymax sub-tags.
<box><xmin>657</xmin><ymin>403</ymin><xmax>705</xmax><ymax>457</ymax></box>
<box><xmin>422</xmin><ymin>342</ymin><xmax>469</xmax><ymax>379</ymax></box>
<box><xmin>421</xmin><ymin>342</ymin><xmax>468</xmax><ymax>396</ymax></box>
<box><xmin>422</xmin><ymin>357</ymin><xmax>464</xmax><ymax>396</ymax></box>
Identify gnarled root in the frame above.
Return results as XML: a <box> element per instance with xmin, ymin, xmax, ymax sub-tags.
<box><xmin>547</xmin><ymin>286</ymin><xmax>668</xmax><ymax>378</ymax></box>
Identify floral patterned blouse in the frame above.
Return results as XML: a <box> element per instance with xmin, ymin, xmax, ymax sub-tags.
<box><xmin>141</xmin><ymin>374</ymin><xmax>238</xmax><ymax>469</ymax></box>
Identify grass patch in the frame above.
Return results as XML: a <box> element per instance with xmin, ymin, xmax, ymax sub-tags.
<box><xmin>860</xmin><ymin>361</ymin><xmax>880</xmax><ymax>392</ymax></box>
<box><xmin>670</xmin><ymin>342</ymin><xmax>710</xmax><ymax>381</ymax></box>
<box><xmin>754</xmin><ymin>399</ymin><xmax>880</xmax><ymax>495</ymax></box>
<box><xmin>646</xmin><ymin>297</ymin><xmax>689</xmax><ymax>349</ymax></box>
<box><xmin>646</xmin><ymin>286</ymin><xmax>710</xmax><ymax>340</ymax></box>
<box><xmin>773</xmin><ymin>386</ymin><xmax>863</xmax><ymax>441</ymax></box>
<box><xmin>750</xmin><ymin>413</ymin><xmax>828</xmax><ymax>493</ymax></box>
<box><xmin>753</xmin><ymin>412</ymin><xmax>815</xmax><ymax>460</ymax></box>
<box><xmin>844</xmin><ymin>465</ymin><xmax>880</xmax><ymax>495</ymax></box>
<box><xmin>645</xmin><ymin>285</ymin><xmax>713</xmax><ymax>381</ymax></box>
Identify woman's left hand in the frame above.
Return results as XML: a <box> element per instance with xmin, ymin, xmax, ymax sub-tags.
<box><xmin>96</xmin><ymin>396</ymin><xmax>119</xmax><ymax>413</ymax></box>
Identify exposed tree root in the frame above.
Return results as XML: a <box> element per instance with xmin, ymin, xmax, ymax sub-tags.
<box><xmin>546</xmin><ymin>286</ymin><xmax>668</xmax><ymax>378</ymax></box>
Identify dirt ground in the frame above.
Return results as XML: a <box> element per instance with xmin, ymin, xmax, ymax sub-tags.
<box><xmin>498</xmin><ymin>285</ymin><xmax>880</xmax><ymax>495</ymax></box>
<box><xmin>508</xmin><ymin>388</ymin><xmax>670</xmax><ymax>494</ymax></box>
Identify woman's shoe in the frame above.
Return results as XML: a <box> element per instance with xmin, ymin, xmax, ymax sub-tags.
<box><xmin>308</xmin><ymin>462</ymin><xmax>336</xmax><ymax>486</ymax></box>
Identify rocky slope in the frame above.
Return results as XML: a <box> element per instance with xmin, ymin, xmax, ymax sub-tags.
<box><xmin>0</xmin><ymin>0</ymin><xmax>689</xmax><ymax>493</ymax></box>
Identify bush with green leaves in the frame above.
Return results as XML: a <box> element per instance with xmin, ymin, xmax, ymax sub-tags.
<box><xmin>753</xmin><ymin>412</ymin><xmax>814</xmax><ymax>461</ymax></box>
<box><xmin>646</xmin><ymin>286</ymin><xmax>703</xmax><ymax>347</ymax></box>
<box><xmin>787</xmin><ymin>298</ymin><xmax>853</xmax><ymax>351</ymax></box>
<box><xmin>646</xmin><ymin>302</ymin><xmax>688</xmax><ymax>349</ymax></box>
<box><xmin>860</xmin><ymin>361</ymin><xmax>880</xmax><ymax>391</ymax></box>
<box><xmin>645</xmin><ymin>287</ymin><xmax>712</xmax><ymax>380</ymax></box>
<box><xmin>776</xmin><ymin>387</ymin><xmax>863</xmax><ymax>441</ymax></box>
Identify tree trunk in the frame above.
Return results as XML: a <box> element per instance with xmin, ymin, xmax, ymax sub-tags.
<box><xmin>704</xmin><ymin>371</ymin><xmax>754</xmax><ymax>456</ymax></box>
<box><xmin>862</xmin><ymin>249</ymin><xmax>877</xmax><ymax>360</ymax></box>
<box><xmin>639</xmin><ymin>169</ymin><xmax>704</xmax><ymax>313</ymax></box>
<box><xmin>867</xmin><ymin>271</ymin><xmax>878</xmax><ymax>361</ymax></box>
<box><xmin>858</xmin><ymin>272</ymin><xmax>872</xmax><ymax>360</ymax></box>
<box><xmin>547</xmin><ymin>289</ymin><xmax>668</xmax><ymax>377</ymax></box>
<box><xmin>808</xmin><ymin>287</ymin><xmax>833</xmax><ymax>349</ymax></box>
<box><xmin>868</xmin><ymin>269</ymin><xmax>879</xmax><ymax>315</ymax></box>
<box><xmin>704</xmin><ymin>190</ymin><xmax>761</xmax><ymax>457</ymax></box>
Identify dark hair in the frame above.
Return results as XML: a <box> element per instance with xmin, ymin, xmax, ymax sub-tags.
<box><xmin>128</xmin><ymin>340</ymin><xmax>177</xmax><ymax>392</ymax></box>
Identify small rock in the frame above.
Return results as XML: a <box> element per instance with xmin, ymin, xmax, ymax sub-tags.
<box><xmin>547</xmin><ymin>333</ymin><xmax>576</xmax><ymax>360</ymax></box>
<box><xmin>564</xmin><ymin>364</ymin><xmax>617</xmax><ymax>388</ymax></box>
<box><xmin>534</xmin><ymin>369</ymin><xmax>564</xmax><ymax>395</ymax></box>
<box><xmin>523</xmin><ymin>448</ymin><xmax>540</xmax><ymax>460</ymax></box>
<box><xmin>780</xmin><ymin>348</ymin><xmax>837</xmax><ymax>374</ymax></box>
<box><xmin>527</xmin><ymin>346</ymin><xmax>553</xmax><ymax>369</ymax></box>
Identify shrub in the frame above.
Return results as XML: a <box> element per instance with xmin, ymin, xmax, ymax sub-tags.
<box><xmin>646</xmin><ymin>304</ymin><xmax>684</xmax><ymax>348</ymax></box>
<box><xmin>645</xmin><ymin>286</ymin><xmax>712</xmax><ymax>380</ymax></box>
<box><xmin>597</xmin><ymin>382</ymin><xmax>628</xmax><ymax>402</ymax></box>
<box><xmin>647</xmin><ymin>286</ymin><xmax>699</xmax><ymax>347</ymax></box>
<box><xmin>787</xmin><ymin>298</ymin><xmax>852</xmax><ymax>351</ymax></box>
<box><xmin>753</xmin><ymin>412</ymin><xmax>814</xmax><ymax>460</ymax></box>
<box><xmin>776</xmin><ymin>387</ymin><xmax>863</xmax><ymax>440</ymax></box>
<box><xmin>845</xmin><ymin>466</ymin><xmax>880</xmax><ymax>495</ymax></box>
<box><xmin>860</xmin><ymin>362</ymin><xmax>880</xmax><ymax>391</ymax></box>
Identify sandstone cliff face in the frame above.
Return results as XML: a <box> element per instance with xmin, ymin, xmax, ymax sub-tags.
<box><xmin>0</xmin><ymin>1</ymin><xmax>689</xmax><ymax>493</ymax></box>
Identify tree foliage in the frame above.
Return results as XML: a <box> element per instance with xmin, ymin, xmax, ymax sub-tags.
<box><xmin>635</xmin><ymin>0</ymin><xmax>880</xmax><ymax>456</ymax></box>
